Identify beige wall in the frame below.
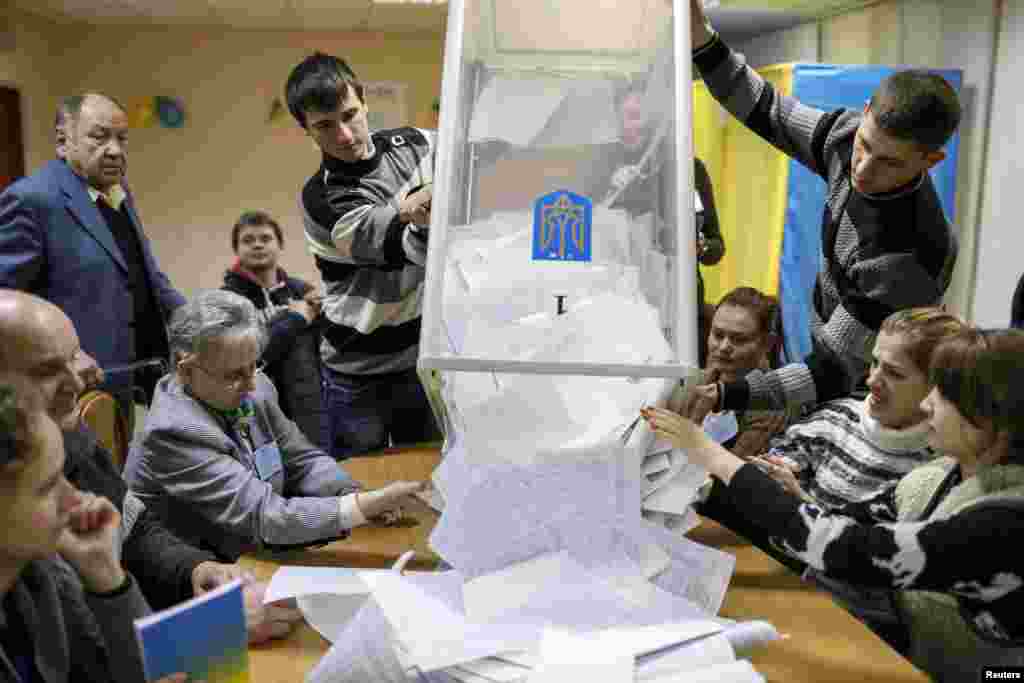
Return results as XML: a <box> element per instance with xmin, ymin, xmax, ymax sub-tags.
<box><xmin>1</xmin><ymin>10</ymin><xmax>77</xmax><ymax>171</ymax></box>
<box><xmin>15</xmin><ymin>15</ymin><xmax>445</xmax><ymax>294</ymax></box>
<box><xmin>736</xmin><ymin>0</ymin><xmax>999</xmax><ymax>322</ymax></box>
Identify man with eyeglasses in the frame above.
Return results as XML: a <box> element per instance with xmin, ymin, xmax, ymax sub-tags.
<box><xmin>124</xmin><ymin>290</ymin><xmax>424</xmax><ymax>561</ymax></box>
<box><xmin>0</xmin><ymin>289</ymin><xmax>304</xmax><ymax>643</ymax></box>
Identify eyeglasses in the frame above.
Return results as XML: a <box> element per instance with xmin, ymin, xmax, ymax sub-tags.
<box><xmin>192</xmin><ymin>361</ymin><xmax>265</xmax><ymax>390</ymax></box>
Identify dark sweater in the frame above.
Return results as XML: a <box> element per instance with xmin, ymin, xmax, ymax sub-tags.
<box><xmin>694</xmin><ymin>35</ymin><xmax>958</xmax><ymax>413</ymax></box>
<box><xmin>62</xmin><ymin>426</ymin><xmax>216</xmax><ymax>610</ymax></box>
<box><xmin>94</xmin><ymin>198</ymin><xmax>168</xmax><ymax>399</ymax></box>
<box><xmin>710</xmin><ymin>463</ymin><xmax>1024</xmax><ymax>646</ymax></box>
<box><xmin>0</xmin><ymin>559</ymin><xmax>149</xmax><ymax>683</ymax></box>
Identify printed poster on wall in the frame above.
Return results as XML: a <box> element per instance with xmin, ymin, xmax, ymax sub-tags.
<box><xmin>364</xmin><ymin>81</ymin><xmax>408</xmax><ymax>132</ymax></box>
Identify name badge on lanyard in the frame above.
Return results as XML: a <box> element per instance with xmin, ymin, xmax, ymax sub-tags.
<box><xmin>253</xmin><ymin>441</ymin><xmax>283</xmax><ymax>481</ymax></box>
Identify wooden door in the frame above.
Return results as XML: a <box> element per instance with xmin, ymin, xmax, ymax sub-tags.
<box><xmin>0</xmin><ymin>87</ymin><xmax>25</xmax><ymax>191</ymax></box>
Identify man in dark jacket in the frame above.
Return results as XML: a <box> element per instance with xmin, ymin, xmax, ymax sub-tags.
<box><xmin>222</xmin><ymin>210</ymin><xmax>326</xmax><ymax>449</ymax></box>
<box><xmin>0</xmin><ymin>289</ymin><xmax>302</xmax><ymax>640</ymax></box>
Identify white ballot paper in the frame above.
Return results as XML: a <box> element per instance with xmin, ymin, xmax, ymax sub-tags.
<box><xmin>527</xmin><ymin>627</ymin><xmax>633</xmax><ymax>683</ymax></box>
<box><xmin>452</xmin><ymin>657</ymin><xmax>533</xmax><ymax>683</ymax></box>
<box><xmin>361</xmin><ymin>570</ymin><xmax>540</xmax><ymax>672</ymax></box>
<box><xmin>264</xmin><ymin>565</ymin><xmax>373</xmax><ymax>604</ymax></box>
<box><xmin>298</xmin><ymin>592</ymin><xmax>369</xmax><ymax>644</ymax></box>
<box><xmin>643</xmin><ymin>659</ymin><xmax>765</xmax><ymax>683</ymax></box>
<box><xmin>635</xmin><ymin>633</ymin><xmax>736</xmax><ymax>680</ymax></box>
<box><xmin>306</xmin><ymin>598</ymin><xmax>409</xmax><ymax>683</ymax></box>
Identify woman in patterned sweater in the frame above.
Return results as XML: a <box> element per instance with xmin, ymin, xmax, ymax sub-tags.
<box><xmin>644</xmin><ymin>329</ymin><xmax>1024</xmax><ymax>681</ymax></box>
<box><xmin>760</xmin><ymin>308</ymin><xmax>966</xmax><ymax>509</ymax></box>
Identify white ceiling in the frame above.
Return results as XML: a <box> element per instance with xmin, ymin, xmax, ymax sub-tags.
<box><xmin>12</xmin><ymin>0</ymin><xmax>874</xmax><ymax>37</ymax></box>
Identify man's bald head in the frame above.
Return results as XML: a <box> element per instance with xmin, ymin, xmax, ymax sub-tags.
<box><xmin>62</xmin><ymin>93</ymin><xmax>127</xmax><ymax>126</ymax></box>
<box><xmin>0</xmin><ymin>290</ymin><xmax>95</xmax><ymax>424</ymax></box>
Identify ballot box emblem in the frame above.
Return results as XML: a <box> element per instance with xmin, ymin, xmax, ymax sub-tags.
<box><xmin>532</xmin><ymin>190</ymin><xmax>592</xmax><ymax>262</ymax></box>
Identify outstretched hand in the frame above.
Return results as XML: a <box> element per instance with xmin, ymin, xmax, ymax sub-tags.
<box><xmin>642</xmin><ymin>406</ymin><xmax>745</xmax><ymax>483</ymax></box>
<box><xmin>356</xmin><ymin>481</ymin><xmax>427</xmax><ymax>524</ymax></box>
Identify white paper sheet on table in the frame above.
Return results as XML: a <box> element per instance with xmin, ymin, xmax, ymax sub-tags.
<box><xmin>297</xmin><ymin>592</ymin><xmax>369</xmax><ymax>643</ymax></box>
<box><xmin>491</xmin><ymin>652</ymin><xmax>538</xmax><ymax>669</ymax></box>
<box><xmin>306</xmin><ymin>598</ymin><xmax>409</xmax><ymax>683</ymax></box>
<box><xmin>527</xmin><ymin>627</ymin><xmax>633</xmax><ymax>683</ymax></box>
<box><xmin>264</xmin><ymin>565</ymin><xmax>373</xmax><ymax>604</ymax></box>
<box><xmin>643</xmin><ymin>520</ymin><xmax>735</xmax><ymax>615</ymax></box>
<box><xmin>635</xmin><ymin>633</ymin><xmax>736</xmax><ymax>680</ymax></box>
<box><xmin>462</xmin><ymin>551</ymin><xmax>579</xmax><ymax>623</ymax></box>
<box><xmin>452</xmin><ymin>657</ymin><xmax>532</xmax><ymax>683</ymax></box>
<box><xmin>361</xmin><ymin>570</ymin><xmax>540</xmax><ymax>672</ymax></box>
<box><xmin>643</xmin><ymin>659</ymin><xmax>764</xmax><ymax>683</ymax></box>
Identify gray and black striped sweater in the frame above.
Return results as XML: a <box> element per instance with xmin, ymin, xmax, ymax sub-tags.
<box><xmin>694</xmin><ymin>36</ymin><xmax>957</xmax><ymax>413</ymax></box>
<box><xmin>301</xmin><ymin>127</ymin><xmax>434</xmax><ymax>376</ymax></box>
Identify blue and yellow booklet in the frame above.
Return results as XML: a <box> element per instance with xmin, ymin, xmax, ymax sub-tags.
<box><xmin>134</xmin><ymin>578</ymin><xmax>249</xmax><ymax>682</ymax></box>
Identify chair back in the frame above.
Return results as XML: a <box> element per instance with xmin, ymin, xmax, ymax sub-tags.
<box><xmin>77</xmin><ymin>389</ymin><xmax>132</xmax><ymax>472</ymax></box>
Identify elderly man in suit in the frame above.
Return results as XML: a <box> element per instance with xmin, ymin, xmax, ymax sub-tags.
<box><xmin>0</xmin><ymin>93</ymin><xmax>184</xmax><ymax>410</ymax></box>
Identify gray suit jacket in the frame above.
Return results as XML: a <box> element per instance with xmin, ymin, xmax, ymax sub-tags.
<box><xmin>124</xmin><ymin>373</ymin><xmax>360</xmax><ymax>560</ymax></box>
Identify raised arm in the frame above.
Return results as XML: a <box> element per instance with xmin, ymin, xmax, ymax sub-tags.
<box><xmin>690</xmin><ymin>0</ymin><xmax>833</xmax><ymax>177</ymax></box>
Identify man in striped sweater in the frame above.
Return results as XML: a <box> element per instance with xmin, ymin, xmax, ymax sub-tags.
<box><xmin>685</xmin><ymin>0</ymin><xmax>960</xmax><ymax>419</ymax></box>
<box><xmin>286</xmin><ymin>53</ymin><xmax>439</xmax><ymax>458</ymax></box>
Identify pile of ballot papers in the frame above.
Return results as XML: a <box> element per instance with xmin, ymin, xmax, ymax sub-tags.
<box><xmin>267</xmin><ymin>566</ymin><xmax>778</xmax><ymax>683</ymax></box>
<box><xmin>275</xmin><ymin>208</ymin><xmax>777</xmax><ymax>682</ymax></box>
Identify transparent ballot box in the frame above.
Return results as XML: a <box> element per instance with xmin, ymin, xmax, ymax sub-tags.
<box><xmin>420</xmin><ymin>0</ymin><xmax>699</xmax><ymax>378</ymax></box>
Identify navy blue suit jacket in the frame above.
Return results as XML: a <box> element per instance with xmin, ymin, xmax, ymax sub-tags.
<box><xmin>0</xmin><ymin>160</ymin><xmax>185</xmax><ymax>389</ymax></box>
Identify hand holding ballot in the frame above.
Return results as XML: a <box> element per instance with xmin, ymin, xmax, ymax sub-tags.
<box><xmin>642</xmin><ymin>407</ymin><xmax>745</xmax><ymax>485</ymax></box>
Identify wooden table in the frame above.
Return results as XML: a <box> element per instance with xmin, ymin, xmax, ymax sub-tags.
<box><xmin>243</xmin><ymin>447</ymin><xmax>927</xmax><ymax>682</ymax></box>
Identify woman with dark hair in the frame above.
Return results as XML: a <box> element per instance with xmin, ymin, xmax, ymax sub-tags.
<box><xmin>644</xmin><ymin>329</ymin><xmax>1024</xmax><ymax>681</ymax></box>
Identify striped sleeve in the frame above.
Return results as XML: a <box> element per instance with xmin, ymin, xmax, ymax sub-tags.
<box><xmin>302</xmin><ymin>175</ymin><xmax>408</xmax><ymax>266</ymax></box>
<box><xmin>694</xmin><ymin>35</ymin><xmax>829</xmax><ymax>177</ymax></box>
